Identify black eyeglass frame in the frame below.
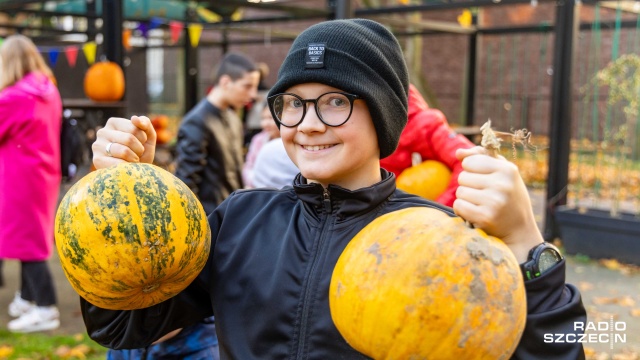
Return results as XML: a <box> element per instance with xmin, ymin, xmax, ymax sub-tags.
<box><xmin>267</xmin><ymin>91</ymin><xmax>361</xmax><ymax>128</ymax></box>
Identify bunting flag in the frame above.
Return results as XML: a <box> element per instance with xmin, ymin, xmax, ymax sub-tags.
<box><xmin>169</xmin><ymin>20</ymin><xmax>184</xmax><ymax>44</ymax></box>
<box><xmin>196</xmin><ymin>6</ymin><xmax>242</xmax><ymax>23</ymax></box>
<box><xmin>231</xmin><ymin>9</ymin><xmax>243</xmax><ymax>21</ymax></box>
<box><xmin>123</xmin><ymin>29</ymin><xmax>132</xmax><ymax>51</ymax></box>
<box><xmin>196</xmin><ymin>7</ymin><xmax>222</xmax><ymax>23</ymax></box>
<box><xmin>48</xmin><ymin>49</ymin><xmax>60</xmax><ymax>67</ymax></box>
<box><xmin>149</xmin><ymin>17</ymin><xmax>163</xmax><ymax>30</ymax></box>
<box><xmin>0</xmin><ymin>16</ymin><xmax>208</xmax><ymax>71</ymax></box>
<box><xmin>83</xmin><ymin>42</ymin><xmax>97</xmax><ymax>65</ymax></box>
<box><xmin>457</xmin><ymin>9</ymin><xmax>473</xmax><ymax>28</ymax></box>
<box><xmin>64</xmin><ymin>46</ymin><xmax>79</xmax><ymax>67</ymax></box>
<box><xmin>136</xmin><ymin>22</ymin><xmax>149</xmax><ymax>38</ymax></box>
<box><xmin>188</xmin><ymin>23</ymin><xmax>203</xmax><ymax>47</ymax></box>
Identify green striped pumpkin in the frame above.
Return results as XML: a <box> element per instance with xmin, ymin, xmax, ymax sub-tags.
<box><xmin>55</xmin><ymin>163</ymin><xmax>211</xmax><ymax>310</ymax></box>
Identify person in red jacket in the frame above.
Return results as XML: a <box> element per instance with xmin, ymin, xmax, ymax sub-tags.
<box><xmin>381</xmin><ymin>83</ymin><xmax>474</xmax><ymax>207</ymax></box>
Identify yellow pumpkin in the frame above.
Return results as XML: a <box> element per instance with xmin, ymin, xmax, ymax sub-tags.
<box><xmin>55</xmin><ymin>163</ymin><xmax>211</xmax><ymax>310</ymax></box>
<box><xmin>396</xmin><ymin>160</ymin><xmax>451</xmax><ymax>200</ymax></box>
<box><xmin>329</xmin><ymin>207</ymin><xmax>526</xmax><ymax>359</ymax></box>
<box><xmin>83</xmin><ymin>61</ymin><xmax>125</xmax><ymax>102</ymax></box>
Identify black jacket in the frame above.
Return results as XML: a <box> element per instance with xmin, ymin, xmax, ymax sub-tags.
<box><xmin>81</xmin><ymin>170</ymin><xmax>586</xmax><ymax>359</ymax></box>
<box><xmin>175</xmin><ymin>99</ymin><xmax>244</xmax><ymax>214</ymax></box>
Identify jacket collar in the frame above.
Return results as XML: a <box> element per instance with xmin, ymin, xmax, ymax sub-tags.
<box><xmin>293</xmin><ymin>169</ymin><xmax>396</xmax><ymax>218</ymax></box>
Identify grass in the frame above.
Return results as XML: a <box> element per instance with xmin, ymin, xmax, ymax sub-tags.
<box><xmin>0</xmin><ymin>330</ymin><xmax>108</xmax><ymax>360</ymax></box>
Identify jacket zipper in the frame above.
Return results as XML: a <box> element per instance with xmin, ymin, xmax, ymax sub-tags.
<box><xmin>294</xmin><ymin>188</ymin><xmax>332</xmax><ymax>359</ymax></box>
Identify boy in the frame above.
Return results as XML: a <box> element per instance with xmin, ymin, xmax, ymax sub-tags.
<box><xmin>175</xmin><ymin>52</ymin><xmax>260</xmax><ymax>214</ymax></box>
<box><xmin>88</xmin><ymin>19</ymin><xmax>585</xmax><ymax>359</ymax></box>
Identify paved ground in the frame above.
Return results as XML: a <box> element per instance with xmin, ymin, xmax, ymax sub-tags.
<box><xmin>0</xmin><ymin>169</ymin><xmax>638</xmax><ymax>358</ymax></box>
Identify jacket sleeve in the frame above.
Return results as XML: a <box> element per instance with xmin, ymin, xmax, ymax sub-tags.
<box><xmin>512</xmin><ymin>259</ymin><xmax>586</xmax><ymax>360</ymax></box>
<box><xmin>174</xmin><ymin>117</ymin><xmax>210</xmax><ymax>197</ymax></box>
<box><xmin>81</xmin><ymin>274</ymin><xmax>214</xmax><ymax>349</ymax></box>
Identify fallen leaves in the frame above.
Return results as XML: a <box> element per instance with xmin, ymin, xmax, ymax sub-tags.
<box><xmin>593</xmin><ymin>296</ymin><xmax>636</xmax><ymax>307</ymax></box>
<box><xmin>512</xmin><ymin>137</ymin><xmax>640</xmax><ymax>212</ymax></box>
<box><xmin>0</xmin><ymin>345</ymin><xmax>14</xmax><ymax>359</ymax></box>
<box><xmin>579</xmin><ymin>281</ymin><xmax>595</xmax><ymax>291</ymax></box>
<box><xmin>54</xmin><ymin>344</ymin><xmax>92</xmax><ymax>359</ymax></box>
<box><xmin>599</xmin><ymin>259</ymin><xmax>640</xmax><ymax>276</ymax></box>
<box><xmin>586</xmin><ymin>347</ymin><xmax>640</xmax><ymax>360</ymax></box>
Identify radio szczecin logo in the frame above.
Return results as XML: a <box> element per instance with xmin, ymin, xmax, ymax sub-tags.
<box><xmin>544</xmin><ymin>317</ymin><xmax>626</xmax><ymax>350</ymax></box>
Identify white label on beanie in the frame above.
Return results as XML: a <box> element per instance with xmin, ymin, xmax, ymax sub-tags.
<box><xmin>305</xmin><ymin>43</ymin><xmax>326</xmax><ymax>69</ymax></box>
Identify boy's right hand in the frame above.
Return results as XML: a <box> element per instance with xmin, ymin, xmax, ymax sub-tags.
<box><xmin>92</xmin><ymin>115</ymin><xmax>157</xmax><ymax>170</ymax></box>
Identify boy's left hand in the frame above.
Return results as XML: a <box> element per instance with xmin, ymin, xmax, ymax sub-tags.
<box><xmin>453</xmin><ymin>146</ymin><xmax>543</xmax><ymax>263</ymax></box>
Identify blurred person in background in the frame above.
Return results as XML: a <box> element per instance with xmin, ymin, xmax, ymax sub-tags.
<box><xmin>380</xmin><ymin>84</ymin><xmax>474</xmax><ymax>207</ymax></box>
<box><xmin>242</xmin><ymin>102</ymin><xmax>281</xmax><ymax>188</ymax></box>
<box><xmin>243</xmin><ymin>62</ymin><xmax>271</xmax><ymax>146</ymax></box>
<box><xmin>175</xmin><ymin>52</ymin><xmax>260</xmax><ymax>214</ymax></box>
<box><xmin>0</xmin><ymin>34</ymin><xmax>62</xmax><ymax>333</ymax></box>
<box><xmin>250</xmin><ymin>137</ymin><xmax>299</xmax><ymax>189</ymax></box>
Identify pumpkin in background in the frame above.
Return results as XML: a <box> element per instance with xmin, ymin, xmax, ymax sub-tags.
<box><xmin>156</xmin><ymin>128</ymin><xmax>174</xmax><ymax>145</ymax></box>
<box><xmin>55</xmin><ymin>163</ymin><xmax>211</xmax><ymax>310</ymax></box>
<box><xmin>151</xmin><ymin>115</ymin><xmax>174</xmax><ymax>145</ymax></box>
<box><xmin>151</xmin><ymin>115</ymin><xmax>170</xmax><ymax>130</ymax></box>
<box><xmin>329</xmin><ymin>207</ymin><xmax>526</xmax><ymax>359</ymax></box>
<box><xmin>396</xmin><ymin>160</ymin><xmax>451</xmax><ymax>200</ymax></box>
<box><xmin>83</xmin><ymin>61</ymin><xmax>125</xmax><ymax>102</ymax></box>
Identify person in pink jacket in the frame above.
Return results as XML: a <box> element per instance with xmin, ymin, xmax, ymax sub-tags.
<box><xmin>381</xmin><ymin>84</ymin><xmax>474</xmax><ymax>207</ymax></box>
<box><xmin>0</xmin><ymin>34</ymin><xmax>62</xmax><ymax>333</ymax></box>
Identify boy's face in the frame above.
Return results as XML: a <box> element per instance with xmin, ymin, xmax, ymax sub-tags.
<box><xmin>279</xmin><ymin>83</ymin><xmax>381</xmax><ymax>190</ymax></box>
<box><xmin>260</xmin><ymin>106</ymin><xmax>279</xmax><ymax>139</ymax></box>
<box><xmin>220</xmin><ymin>70</ymin><xmax>260</xmax><ymax>109</ymax></box>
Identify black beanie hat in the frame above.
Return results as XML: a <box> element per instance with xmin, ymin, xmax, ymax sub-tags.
<box><xmin>268</xmin><ymin>19</ymin><xmax>409</xmax><ymax>159</ymax></box>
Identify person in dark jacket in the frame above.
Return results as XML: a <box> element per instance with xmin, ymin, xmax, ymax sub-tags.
<box><xmin>88</xmin><ymin>19</ymin><xmax>585</xmax><ymax>359</ymax></box>
<box><xmin>174</xmin><ymin>52</ymin><xmax>260</xmax><ymax>214</ymax></box>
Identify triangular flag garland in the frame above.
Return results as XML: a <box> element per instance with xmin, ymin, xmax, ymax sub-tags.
<box><xmin>82</xmin><ymin>42</ymin><xmax>97</xmax><ymax>65</ymax></box>
<box><xmin>48</xmin><ymin>49</ymin><xmax>60</xmax><ymax>67</ymax></box>
<box><xmin>169</xmin><ymin>20</ymin><xmax>184</xmax><ymax>44</ymax></box>
<box><xmin>188</xmin><ymin>23</ymin><xmax>203</xmax><ymax>48</ymax></box>
<box><xmin>136</xmin><ymin>22</ymin><xmax>149</xmax><ymax>38</ymax></box>
<box><xmin>64</xmin><ymin>46</ymin><xmax>79</xmax><ymax>68</ymax></box>
<box><xmin>123</xmin><ymin>29</ymin><xmax>132</xmax><ymax>51</ymax></box>
<box><xmin>196</xmin><ymin>7</ymin><xmax>222</xmax><ymax>23</ymax></box>
<box><xmin>149</xmin><ymin>17</ymin><xmax>163</xmax><ymax>31</ymax></box>
<box><xmin>457</xmin><ymin>9</ymin><xmax>473</xmax><ymax>28</ymax></box>
<box><xmin>0</xmin><ymin>15</ymin><xmax>221</xmax><ymax>70</ymax></box>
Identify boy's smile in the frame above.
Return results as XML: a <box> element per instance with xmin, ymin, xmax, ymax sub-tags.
<box><xmin>279</xmin><ymin>83</ymin><xmax>381</xmax><ymax>190</ymax></box>
<box><xmin>301</xmin><ymin>144</ymin><xmax>336</xmax><ymax>151</ymax></box>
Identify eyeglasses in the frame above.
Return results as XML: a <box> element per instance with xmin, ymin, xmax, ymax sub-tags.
<box><xmin>267</xmin><ymin>92</ymin><xmax>361</xmax><ymax>128</ymax></box>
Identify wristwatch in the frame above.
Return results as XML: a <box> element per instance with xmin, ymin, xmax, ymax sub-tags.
<box><xmin>520</xmin><ymin>242</ymin><xmax>563</xmax><ymax>281</ymax></box>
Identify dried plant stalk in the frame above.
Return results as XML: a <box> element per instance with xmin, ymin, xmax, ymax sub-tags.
<box><xmin>480</xmin><ymin>120</ymin><xmax>536</xmax><ymax>160</ymax></box>
<box><xmin>480</xmin><ymin>120</ymin><xmax>501</xmax><ymax>158</ymax></box>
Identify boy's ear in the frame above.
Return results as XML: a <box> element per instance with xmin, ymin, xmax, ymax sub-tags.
<box><xmin>218</xmin><ymin>74</ymin><xmax>232</xmax><ymax>87</ymax></box>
